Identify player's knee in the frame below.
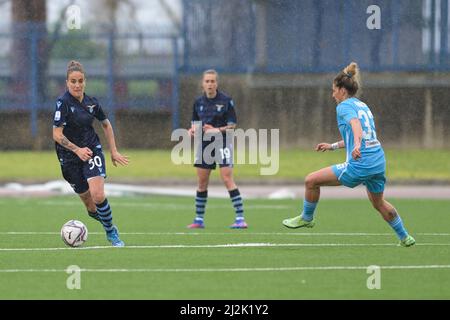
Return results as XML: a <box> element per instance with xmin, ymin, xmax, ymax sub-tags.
<box><xmin>78</xmin><ymin>192</ymin><xmax>89</xmax><ymax>202</ymax></box>
<box><xmin>371</xmin><ymin>200</ymin><xmax>384</xmax><ymax>212</ymax></box>
<box><xmin>90</xmin><ymin>191</ymin><xmax>105</xmax><ymax>204</ymax></box>
<box><xmin>304</xmin><ymin>174</ymin><xmax>317</xmax><ymax>189</ymax></box>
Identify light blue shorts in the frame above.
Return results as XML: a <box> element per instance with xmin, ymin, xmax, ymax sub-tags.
<box><xmin>331</xmin><ymin>162</ymin><xmax>386</xmax><ymax>193</ymax></box>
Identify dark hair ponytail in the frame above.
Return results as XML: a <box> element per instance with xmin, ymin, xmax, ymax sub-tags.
<box><xmin>66</xmin><ymin>60</ymin><xmax>85</xmax><ymax>79</ymax></box>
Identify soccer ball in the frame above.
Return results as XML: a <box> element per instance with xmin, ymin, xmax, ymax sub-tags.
<box><xmin>61</xmin><ymin>220</ymin><xmax>88</xmax><ymax>247</ymax></box>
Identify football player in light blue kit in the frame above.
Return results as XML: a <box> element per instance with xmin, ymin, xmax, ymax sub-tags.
<box><xmin>282</xmin><ymin>62</ymin><xmax>415</xmax><ymax>247</ymax></box>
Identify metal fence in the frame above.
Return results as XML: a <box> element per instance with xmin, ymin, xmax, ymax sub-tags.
<box><xmin>182</xmin><ymin>0</ymin><xmax>450</xmax><ymax>73</ymax></box>
<box><xmin>0</xmin><ymin>23</ymin><xmax>181</xmax><ymax>136</ymax></box>
<box><xmin>3</xmin><ymin>0</ymin><xmax>450</xmax><ymax>140</ymax></box>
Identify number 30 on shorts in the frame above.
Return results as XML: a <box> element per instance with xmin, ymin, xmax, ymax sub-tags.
<box><xmin>88</xmin><ymin>156</ymin><xmax>103</xmax><ymax>170</ymax></box>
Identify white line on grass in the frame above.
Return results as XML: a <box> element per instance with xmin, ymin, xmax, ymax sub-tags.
<box><xmin>1</xmin><ymin>265</ymin><xmax>450</xmax><ymax>273</ymax></box>
<box><xmin>1</xmin><ymin>232</ymin><xmax>450</xmax><ymax>236</ymax></box>
<box><xmin>37</xmin><ymin>201</ymin><xmax>290</xmax><ymax>210</ymax></box>
<box><xmin>0</xmin><ymin>242</ymin><xmax>449</xmax><ymax>252</ymax></box>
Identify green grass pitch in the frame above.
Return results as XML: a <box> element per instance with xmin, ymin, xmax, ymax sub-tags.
<box><xmin>2</xmin><ymin>149</ymin><xmax>450</xmax><ymax>182</ymax></box>
<box><xmin>0</xmin><ymin>195</ymin><xmax>449</xmax><ymax>299</ymax></box>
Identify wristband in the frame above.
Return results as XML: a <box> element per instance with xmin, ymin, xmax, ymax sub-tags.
<box><xmin>331</xmin><ymin>142</ymin><xmax>339</xmax><ymax>150</ymax></box>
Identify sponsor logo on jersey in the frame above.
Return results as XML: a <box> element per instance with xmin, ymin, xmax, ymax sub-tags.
<box><xmin>70</xmin><ymin>107</ymin><xmax>75</xmax><ymax>113</ymax></box>
<box><xmin>199</xmin><ymin>105</ymin><xmax>204</xmax><ymax>112</ymax></box>
<box><xmin>216</xmin><ymin>104</ymin><xmax>224</xmax><ymax>112</ymax></box>
<box><xmin>365</xmin><ymin>140</ymin><xmax>381</xmax><ymax>148</ymax></box>
<box><xmin>56</xmin><ymin>101</ymin><xmax>62</xmax><ymax>109</ymax></box>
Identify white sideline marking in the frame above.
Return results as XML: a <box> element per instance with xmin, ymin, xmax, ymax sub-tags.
<box><xmin>1</xmin><ymin>265</ymin><xmax>450</xmax><ymax>273</ymax></box>
<box><xmin>0</xmin><ymin>242</ymin><xmax>448</xmax><ymax>252</ymax></box>
<box><xmin>1</xmin><ymin>232</ymin><xmax>450</xmax><ymax>236</ymax></box>
<box><xmin>36</xmin><ymin>201</ymin><xmax>290</xmax><ymax>210</ymax></box>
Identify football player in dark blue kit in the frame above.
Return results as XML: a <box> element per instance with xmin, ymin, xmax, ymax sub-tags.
<box><xmin>52</xmin><ymin>60</ymin><xmax>129</xmax><ymax>247</ymax></box>
<box><xmin>187</xmin><ymin>69</ymin><xmax>247</xmax><ymax>229</ymax></box>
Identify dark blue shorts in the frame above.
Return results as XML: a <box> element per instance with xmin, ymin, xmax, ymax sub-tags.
<box><xmin>194</xmin><ymin>134</ymin><xmax>233</xmax><ymax>170</ymax></box>
<box><xmin>60</xmin><ymin>146</ymin><xmax>107</xmax><ymax>194</ymax></box>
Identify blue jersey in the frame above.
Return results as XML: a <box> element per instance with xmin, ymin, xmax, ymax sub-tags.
<box><xmin>53</xmin><ymin>91</ymin><xmax>107</xmax><ymax>164</ymax></box>
<box><xmin>336</xmin><ymin>97</ymin><xmax>385</xmax><ymax>175</ymax></box>
<box><xmin>191</xmin><ymin>90</ymin><xmax>237</xmax><ymax>128</ymax></box>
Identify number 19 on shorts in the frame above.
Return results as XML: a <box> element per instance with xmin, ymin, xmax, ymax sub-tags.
<box><xmin>219</xmin><ymin>147</ymin><xmax>231</xmax><ymax>161</ymax></box>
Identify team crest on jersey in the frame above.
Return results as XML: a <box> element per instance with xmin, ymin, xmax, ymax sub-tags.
<box><xmin>70</xmin><ymin>107</ymin><xmax>75</xmax><ymax>113</ymax></box>
<box><xmin>86</xmin><ymin>105</ymin><xmax>96</xmax><ymax>113</ymax></box>
<box><xmin>216</xmin><ymin>104</ymin><xmax>224</xmax><ymax>112</ymax></box>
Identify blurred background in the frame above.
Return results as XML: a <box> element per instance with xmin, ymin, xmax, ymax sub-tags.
<box><xmin>0</xmin><ymin>0</ymin><xmax>449</xmax><ymax>151</ymax></box>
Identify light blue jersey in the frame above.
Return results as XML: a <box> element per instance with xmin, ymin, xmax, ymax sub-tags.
<box><xmin>336</xmin><ymin>97</ymin><xmax>385</xmax><ymax>176</ymax></box>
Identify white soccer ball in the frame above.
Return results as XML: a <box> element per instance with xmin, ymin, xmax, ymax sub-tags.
<box><xmin>61</xmin><ymin>220</ymin><xmax>88</xmax><ymax>247</ymax></box>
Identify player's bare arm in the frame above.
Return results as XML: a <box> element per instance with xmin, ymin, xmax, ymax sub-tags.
<box><xmin>188</xmin><ymin>123</ymin><xmax>197</xmax><ymax>137</ymax></box>
<box><xmin>349</xmin><ymin>118</ymin><xmax>363</xmax><ymax>160</ymax></box>
<box><xmin>203</xmin><ymin>123</ymin><xmax>236</xmax><ymax>133</ymax></box>
<box><xmin>220</xmin><ymin>123</ymin><xmax>237</xmax><ymax>132</ymax></box>
<box><xmin>101</xmin><ymin>119</ymin><xmax>129</xmax><ymax>167</ymax></box>
<box><xmin>53</xmin><ymin>126</ymin><xmax>93</xmax><ymax>161</ymax></box>
<box><xmin>316</xmin><ymin>140</ymin><xmax>344</xmax><ymax>152</ymax></box>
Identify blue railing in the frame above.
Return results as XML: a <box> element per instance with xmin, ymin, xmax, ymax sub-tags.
<box><xmin>182</xmin><ymin>0</ymin><xmax>450</xmax><ymax>73</ymax></box>
<box><xmin>3</xmin><ymin>0</ymin><xmax>450</xmax><ymax>138</ymax></box>
<box><xmin>0</xmin><ymin>24</ymin><xmax>181</xmax><ymax>136</ymax></box>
